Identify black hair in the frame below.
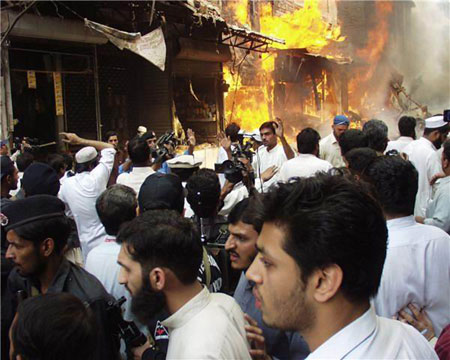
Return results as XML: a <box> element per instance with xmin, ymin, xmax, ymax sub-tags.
<box><xmin>228</xmin><ymin>196</ymin><xmax>263</xmax><ymax>233</ymax></box>
<box><xmin>16</xmin><ymin>152</ymin><xmax>34</xmax><ymax>172</ymax></box>
<box><xmin>364</xmin><ymin>127</ymin><xmax>389</xmax><ymax>153</ymax></box>
<box><xmin>366</xmin><ymin>156</ymin><xmax>418</xmax><ymax>216</ymax></box>
<box><xmin>424</xmin><ymin>123</ymin><xmax>450</xmax><ymax>135</ymax></box>
<box><xmin>62</xmin><ymin>153</ymin><xmax>73</xmax><ymax>171</ymax></box>
<box><xmin>170</xmin><ymin>167</ymin><xmax>199</xmax><ymax>183</ymax></box>
<box><xmin>186</xmin><ymin>168</ymin><xmax>220</xmax><ymax>218</ymax></box>
<box><xmin>105</xmin><ymin>131</ymin><xmax>118</xmax><ymax>140</ymax></box>
<box><xmin>117</xmin><ymin>210</ymin><xmax>202</xmax><ymax>284</ymax></box>
<box><xmin>75</xmin><ymin>158</ymin><xmax>98</xmax><ymax>174</ymax></box>
<box><xmin>398</xmin><ymin>116</ymin><xmax>416</xmax><ymax>138</ymax></box>
<box><xmin>12</xmin><ymin>293</ymin><xmax>97</xmax><ymax>360</ymax></box>
<box><xmin>296</xmin><ymin>128</ymin><xmax>320</xmax><ymax>154</ymax></box>
<box><xmin>225</xmin><ymin>123</ymin><xmax>241</xmax><ymax>143</ymax></box>
<box><xmin>362</xmin><ymin>119</ymin><xmax>388</xmax><ymax>137</ymax></box>
<box><xmin>443</xmin><ymin>139</ymin><xmax>450</xmax><ymax>161</ymax></box>
<box><xmin>13</xmin><ymin>215</ymin><xmax>71</xmax><ymax>255</ymax></box>
<box><xmin>339</xmin><ymin>129</ymin><xmax>368</xmax><ymax>156</ymax></box>
<box><xmin>127</xmin><ymin>137</ymin><xmax>150</xmax><ymax>165</ymax></box>
<box><xmin>259</xmin><ymin>121</ymin><xmax>276</xmax><ymax>134</ymax></box>
<box><xmin>96</xmin><ymin>185</ymin><xmax>137</xmax><ymax>236</ymax></box>
<box><xmin>345</xmin><ymin>147</ymin><xmax>378</xmax><ymax>177</ymax></box>
<box><xmin>47</xmin><ymin>154</ymin><xmax>66</xmax><ymax>174</ymax></box>
<box><xmin>258</xmin><ymin>173</ymin><xmax>387</xmax><ymax>303</ymax></box>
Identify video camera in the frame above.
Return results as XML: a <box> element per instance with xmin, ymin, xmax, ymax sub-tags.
<box><xmin>106</xmin><ymin>296</ymin><xmax>148</xmax><ymax>360</ymax></box>
<box><xmin>214</xmin><ymin>139</ymin><xmax>254</xmax><ymax>184</ymax></box>
<box><xmin>151</xmin><ymin>132</ymin><xmax>178</xmax><ymax>164</ymax></box>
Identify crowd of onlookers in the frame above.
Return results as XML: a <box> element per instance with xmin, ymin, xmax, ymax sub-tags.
<box><xmin>1</xmin><ymin>113</ymin><xmax>449</xmax><ymax>360</ymax></box>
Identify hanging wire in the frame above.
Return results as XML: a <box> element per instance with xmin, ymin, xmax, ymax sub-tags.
<box><xmin>1</xmin><ymin>0</ymin><xmax>37</xmax><ymax>46</ymax></box>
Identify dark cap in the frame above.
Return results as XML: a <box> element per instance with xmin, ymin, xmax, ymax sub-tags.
<box><xmin>142</xmin><ymin>131</ymin><xmax>157</xmax><ymax>141</ymax></box>
<box><xmin>1</xmin><ymin>194</ymin><xmax>66</xmax><ymax>232</ymax></box>
<box><xmin>1</xmin><ymin>156</ymin><xmax>15</xmax><ymax>181</ymax></box>
<box><xmin>138</xmin><ymin>173</ymin><xmax>184</xmax><ymax>214</ymax></box>
<box><xmin>22</xmin><ymin>163</ymin><xmax>60</xmax><ymax>197</ymax></box>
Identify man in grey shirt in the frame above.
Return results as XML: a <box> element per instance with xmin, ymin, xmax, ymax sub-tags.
<box><xmin>225</xmin><ymin>198</ymin><xmax>310</xmax><ymax>360</ymax></box>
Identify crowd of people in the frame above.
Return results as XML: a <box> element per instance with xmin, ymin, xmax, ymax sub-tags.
<box><xmin>1</xmin><ymin>112</ymin><xmax>449</xmax><ymax>360</ymax></box>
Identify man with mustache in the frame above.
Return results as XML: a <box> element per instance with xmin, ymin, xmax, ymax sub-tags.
<box><xmin>246</xmin><ymin>174</ymin><xmax>438</xmax><ymax>359</ymax></box>
<box><xmin>226</xmin><ymin>198</ymin><xmax>310</xmax><ymax>360</ymax></box>
<box><xmin>403</xmin><ymin>115</ymin><xmax>449</xmax><ymax>217</ymax></box>
<box><xmin>117</xmin><ymin>210</ymin><xmax>251</xmax><ymax>360</ymax></box>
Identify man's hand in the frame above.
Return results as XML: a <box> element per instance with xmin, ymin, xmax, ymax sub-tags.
<box><xmin>430</xmin><ymin>172</ymin><xmax>445</xmax><ymax>186</ymax></box>
<box><xmin>244</xmin><ymin>314</ymin><xmax>271</xmax><ymax>360</ymax></box>
<box><xmin>397</xmin><ymin>303</ymin><xmax>435</xmax><ymax>341</ymax></box>
<box><xmin>415</xmin><ymin>216</ymin><xmax>425</xmax><ymax>224</ymax></box>
<box><xmin>60</xmin><ymin>132</ymin><xmax>83</xmax><ymax>145</ymax></box>
<box><xmin>274</xmin><ymin>118</ymin><xmax>284</xmax><ymax>138</ymax></box>
<box><xmin>187</xmin><ymin>128</ymin><xmax>196</xmax><ymax>147</ymax></box>
<box><xmin>261</xmin><ymin>165</ymin><xmax>278</xmax><ymax>182</ymax></box>
<box><xmin>218</xmin><ymin>132</ymin><xmax>232</xmax><ymax>152</ymax></box>
<box><xmin>131</xmin><ymin>338</ymin><xmax>151</xmax><ymax>360</ymax></box>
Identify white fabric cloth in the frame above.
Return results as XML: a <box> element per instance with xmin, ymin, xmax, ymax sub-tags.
<box><xmin>252</xmin><ymin>144</ymin><xmax>288</xmax><ymax>192</ymax></box>
<box><xmin>385</xmin><ymin>136</ymin><xmax>414</xmax><ymax>154</ymax></box>
<box><xmin>425</xmin><ymin>176</ymin><xmax>450</xmax><ymax>233</ymax></box>
<box><xmin>306</xmin><ymin>306</ymin><xmax>437</xmax><ymax>359</ymax></box>
<box><xmin>219</xmin><ymin>182</ymin><xmax>249</xmax><ymax>216</ymax></box>
<box><xmin>279</xmin><ymin>154</ymin><xmax>332</xmax><ymax>182</ymax></box>
<box><xmin>403</xmin><ymin>137</ymin><xmax>442</xmax><ymax>216</ymax></box>
<box><xmin>373</xmin><ymin>216</ymin><xmax>450</xmax><ymax>336</ymax></box>
<box><xmin>9</xmin><ymin>172</ymin><xmax>23</xmax><ymax>197</ymax></box>
<box><xmin>116</xmin><ymin>166</ymin><xmax>155</xmax><ymax>195</ymax></box>
<box><xmin>319</xmin><ymin>132</ymin><xmax>344</xmax><ymax>168</ymax></box>
<box><xmin>162</xmin><ymin>286</ymin><xmax>251</xmax><ymax>359</ymax></box>
<box><xmin>216</xmin><ymin>144</ymin><xmax>237</xmax><ymax>188</ymax></box>
<box><xmin>59</xmin><ymin>148</ymin><xmax>115</xmax><ymax>260</ymax></box>
<box><xmin>84</xmin><ymin>237</ymin><xmax>134</xmax><ymax>322</ymax></box>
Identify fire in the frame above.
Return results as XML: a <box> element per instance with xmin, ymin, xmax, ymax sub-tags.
<box><xmin>260</xmin><ymin>0</ymin><xmax>344</xmax><ymax>53</ymax></box>
<box><xmin>224</xmin><ymin>0</ymin><xmax>344</xmax><ymax>133</ymax></box>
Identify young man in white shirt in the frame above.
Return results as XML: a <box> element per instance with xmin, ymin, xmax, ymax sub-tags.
<box><xmin>403</xmin><ymin>115</ymin><xmax>449</xmax><ymax>216</ymax></box>
<box><xmin>366</xmin><ymin>156</ymin><xmax>450</xmax><ymax>336</ymax></box>
<box><xmin>246</xmin><ymin>174</ymin><xmax>437</xmax><ymax>359</ymax></box>
<box><xmin>319</xmin><ymin>115</ymin><xmax>349</xmax><ymax>167</ymax></box>
<box><xmin>280</xmin><ymin>128</ymin><xmax>332</xmax><ymax>182</ymax></box>
<box><xmin>117</xmin><ymin>210</ymin><xmax>251</xmax><ymax>360</ymax></box>
<box><xmin>252</xmin><ymin>119</ymin><xmax>295</xmax><ymax>192</ymax></box>
<box><xmin>116</xmin><ymin>137</ymin><xmax>155</xmax><ymax>195</ymax></box>
<box><xmin>58</xmin><ymin>132</ymin><xmax>116</xmax><ymax>260</ymax></box>
<box><xmin>385</xmin><ymin>116</ymin><xmax>416</xmax><ymax>154</ymax></box>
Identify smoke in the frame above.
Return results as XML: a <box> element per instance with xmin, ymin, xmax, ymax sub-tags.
<box><xmin>397</xmin><ymin>0</ymin><xmax>450</xmax><ymax>114</ymax></box>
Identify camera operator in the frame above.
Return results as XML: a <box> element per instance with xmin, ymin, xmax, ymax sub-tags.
<box><xmin>2</xmin><ymin>195</ymin><xmax>120</xmax><ymax>359</ymax></box>
<box><xmin>217</xmin><ymin>123</ymin><xmax>241</xmax><ymax>187</ymax></box>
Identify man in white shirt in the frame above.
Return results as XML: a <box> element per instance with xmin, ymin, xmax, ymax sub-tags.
<box><xmin>117</xmin><ymin>137</ymin><xmax>154</xmax><ymax>195</ymax></box>
<box><xmin>117</xmin><ymin>210</ymin><xmax>251</xmax><ymax>360</ymax></box>
<box><xmin>216</xmin><ymin>123</ymin><xmax>241</xmax><ymax>187</ymax></box>
<box><xmin>252</xmin><ymin>119</ymin><xmax>295</xmax><ymax>192</ymax></box>
<box><xmin>366</xmin><ymin>155</ymin><xmax>450</xmax><ymax>336</ymax></box>
<box><xmin>246</xmin><ymin>174</ymin><xmax>437</xmax><ymax>359</ymax></box>
<box><xmin>416</xmin><ymin>139</ymin><xmax>450</xmax><ymax>233</ymax></box>
<box><xmin>403</xmin><ymin>115</ymin><xmax>449</xmax><ymax>216</ymax></box>
<box><xmin>385</xmin><ymin>116</ymin><xmax>416</xmax><ymax>154</ymax></box>
<box><xmin>280</xmin><ymin>128</ymin><xmax>332</xmax><ymax>182</ymax></box>
<box><xmin>85</xmin><ymin>184</ymin><xmax>138</xmax><ymax>322</ymax></box>
<box><xmin>58</xmin><ymin>132</ymin><xmax>116</xmax><ymax>260</ymax></box>
<box><xmin>319</xmin><ymin>115</ymin><xmax>349</xmax><ymax>167</ymax></box>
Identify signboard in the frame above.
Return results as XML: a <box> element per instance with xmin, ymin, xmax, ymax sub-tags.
<box><xmin>27</xmin><ymin>71</ymin><xmax>36</xmax><ymax>89</ymax></box>
<box><xmin>53</xmin><ymin>72</ymin><xmax>64</xmax><ymax>116</ymax></box>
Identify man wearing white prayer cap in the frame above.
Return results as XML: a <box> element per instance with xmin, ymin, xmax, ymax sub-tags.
<box><xmin>403</xmin><ymin>115</ymin><xmax>450</xmax><ymax>216</ymax></box>
<box><xmin>59</xmin><ymin>132</ymin><xmax>116</xmax><ymax>261</ymax></box>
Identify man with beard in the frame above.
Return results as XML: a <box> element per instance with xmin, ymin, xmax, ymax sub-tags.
<box><xmin>403</xmin><ymin>115</ymin><xmax>449</xmax><ymax>216</ymax></box>
<box><xmin>319</xmin><ymin>115</ymin><xmax>349</xmax><ymax>168</ymax></box>
<box><xmin>117</xmin><ymin>210</ymin><xmax>251</xmax><ymax>360</ymax></box>
<box><xmin>246</xmin><ymin>174</ymin><xmax>438</xmax><ymax>359</ymax></box>
<box><xmin>226</xmin><ymin>198</ymin><xmax>310</xmax><ymax>360</ymax></box>
<box><xmin>2</xmin><ymin>195</ymin><xmax>120</xmax><ymax>359</ymax></box>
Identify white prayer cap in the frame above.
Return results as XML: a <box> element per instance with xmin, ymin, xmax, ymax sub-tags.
<box><xmin>250</xmin><ymin>129</ymin><xmax>262</xmax><ymax>142</ymax></box>
<box><xmin>166</xmin><ymin>155</ymin><xmax>202</xmax><ymax>169</ymax></box>
<box><xmin>75</xmin><ymin>146</ymin><xmax>98</xmax><ymax>164</ymax></box>
<box><xmin>425</xmin><ymin>115</ymin><xmax>447</xmax><ymax>129</ymax></box>
<box><xmin>137</xmin><ymin>126</ymin><xmax>147</xmax><ymax>136</ymax></box>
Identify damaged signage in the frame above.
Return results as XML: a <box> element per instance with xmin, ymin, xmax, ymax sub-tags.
<box><xmin>85</xmin><ymin>19</ymin><xmax>166</xmax><ymax>71</ymax></box>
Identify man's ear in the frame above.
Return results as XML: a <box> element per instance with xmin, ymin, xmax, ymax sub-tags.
<box><xmin>149</xmin><ymin>267</ymin><xmax>166</xmax><ymax>291</ymax></box>
<box><xmin>310</xmin><ymin>264</ymin><xmax>343</xmax><ymax>303</ymax></box>
<box><xmin>40</xmin><ymin>238</ymin><xmax>55</xmax><ymax>257</ymax></box>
